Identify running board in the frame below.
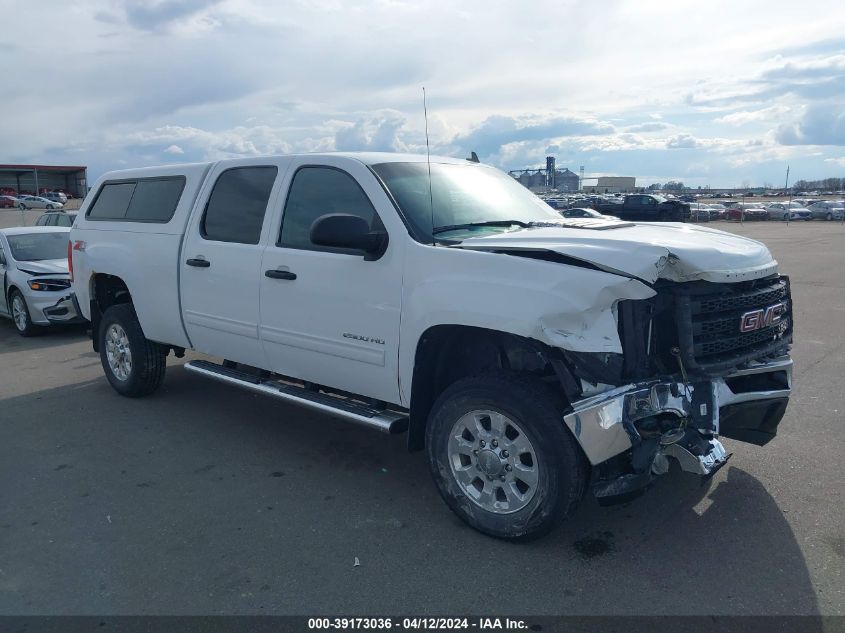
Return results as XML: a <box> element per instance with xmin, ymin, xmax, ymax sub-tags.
<box><xmin>184</xmin><ymin>360</ymin><xmax>408</xmax><ymax>434</ymax></box>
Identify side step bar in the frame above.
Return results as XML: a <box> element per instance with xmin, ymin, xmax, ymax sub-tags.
<box><xmin>184</xmin><ymin>360</ymin><xmax>408</xmax><ymax>434</ymax></box>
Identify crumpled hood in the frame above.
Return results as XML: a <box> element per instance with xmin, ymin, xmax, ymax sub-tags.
<box><xmin>17</xmin><ymin>259</ymin><xmax>69</xmax><ymax>275</ymax></box>
<box><xmin>458</xmin><ymin>220</ymin><xmax>777</xmax><ymax>283</ymax></box>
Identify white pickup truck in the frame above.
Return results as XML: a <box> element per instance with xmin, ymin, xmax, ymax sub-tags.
<box><xmin>69</xmin><ymin>153</ymin><xmax>793</xmax><ymax>540</ymax></box>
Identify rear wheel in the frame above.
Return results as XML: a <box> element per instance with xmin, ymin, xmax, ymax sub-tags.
<box><xmin>425</xmin><ymin>372</ymin><xmax>587</xmax><ymax>541</ymax></box>
<box><xmin>10</xmin><ymin>289</ymin><xmax>36</xmax><ymax>337</ymax></box>
<box><xmin>99</xmin><ymin>304</ymin><xmax>166</xmax><ymax>397</ymax></box>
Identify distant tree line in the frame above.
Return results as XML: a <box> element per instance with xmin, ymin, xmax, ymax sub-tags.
<box><xmin>792</xmin><ymin>178</ymin><xmax>845</xmax><ymax>192</ymax></box>
<box><xmin>640</xmin><ymin>177</ymin><xmax>845</xmax><ymax>193</ymax></box>
<box><xmin>645</xmin><ymin>182</ymin><xmax>685</xmax><ymax>191</ymax></box>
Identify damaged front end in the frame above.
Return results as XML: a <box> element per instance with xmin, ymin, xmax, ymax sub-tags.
<box><xmin>561</xmin><ymin>274</ymin><xmax>793</xmax><ymax>502</ymax></box>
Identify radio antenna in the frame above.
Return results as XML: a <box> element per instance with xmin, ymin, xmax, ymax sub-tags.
<box><xmin>423</xmin><ymin>86</ymin><xmax>435</xmax><ymax>244</ymax></box>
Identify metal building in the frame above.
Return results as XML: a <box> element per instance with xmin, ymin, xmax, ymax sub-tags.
<box><xmin>510</xmin><ymin>165</ymin><xmax>580</xmax><ymax>192</ymax></box>
<box><xmin>0</xmin><ymin>164</ymin><xmax>88</xmax><ymax>198</ymax></box>
<box><xmin>582</xmin><ymin>176</ymin><xmax>636</xmax><ymax>194</ymax></box>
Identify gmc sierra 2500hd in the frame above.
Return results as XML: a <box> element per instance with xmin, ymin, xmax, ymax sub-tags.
<box><xmin>69</xmin><ymin>153</ymin><xmax>793</xmax><ymax>540</ymax></box>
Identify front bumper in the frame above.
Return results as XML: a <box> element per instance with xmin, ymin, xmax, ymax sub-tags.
<box><xmin>563</xmin><ymin>355</ymin><xmax>793</xmax><ymax>468</ymax></box>
<box><xmin>40</xmin><ymin>293</ymin><xmax>86</xmax><ymax>325</ymax></box>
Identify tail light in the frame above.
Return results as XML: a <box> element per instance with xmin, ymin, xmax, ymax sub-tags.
<box><xmin>68</xmin><ymin>240</ymin><xmax>85</xmax><ymax>282</ymax></box>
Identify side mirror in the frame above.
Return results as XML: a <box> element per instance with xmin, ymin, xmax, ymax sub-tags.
<box><xmin>310</xmin><ymin>213</ymin><xmax>388</xmax><ymax>259</ymax></box>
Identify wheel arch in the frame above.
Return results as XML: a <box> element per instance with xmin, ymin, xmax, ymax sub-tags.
<box><xmin>406</xmin><ymin>324</ymin><xmax>580</xmax><ymax>452</ymax></box>
<box><xmin>89</xmin><ymin>273</ymin><xmax>133</xmax><ymax>351</ymax></box>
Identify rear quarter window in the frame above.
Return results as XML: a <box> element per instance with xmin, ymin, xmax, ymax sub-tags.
<box><xmin>86</xmin><ymin>176</ymin><xmax>186</xmax><ymax>222</ymax></box>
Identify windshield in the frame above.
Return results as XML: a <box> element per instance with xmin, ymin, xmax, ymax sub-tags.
<box><xmin>372</xmin><ymin>162</ymin><xmax>560</xmax><ymax>240</ymax></box>
<box><xmin>7</xmin><ymin>232</ymin><xmax>68</xmax><ymax>261</ymax></box>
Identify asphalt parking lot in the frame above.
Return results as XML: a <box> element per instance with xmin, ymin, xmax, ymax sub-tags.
<box><xmin>1</xmin><ymin>212</ymin><xmax>843</xmax><ymax>616</ymax></box>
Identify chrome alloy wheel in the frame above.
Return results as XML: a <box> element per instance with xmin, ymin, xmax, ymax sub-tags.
<box><xmin>447</xmin><ymin>410</ymin><xmax>539</xmax><ymax>514</ymax></box>
<box><xmin>11</xmin><ymin>294</ymin><xmax>28</xmax><ymax>331</ymax></box>
<box><xmin>105</xmin><ymin>323</ymin><xmax>133</xmax><ymax>381</ymax></box>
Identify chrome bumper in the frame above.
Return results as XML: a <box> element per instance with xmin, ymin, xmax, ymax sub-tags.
<box><xmin>564</xmin><ymin>356</ymin><xmax>793</xmax><ymax>466</ymax></box>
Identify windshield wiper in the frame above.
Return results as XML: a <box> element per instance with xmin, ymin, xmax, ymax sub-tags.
<box><xmin>431</xmin><ymin>220</ymin><xmax>531</xmax><ymax>235</ymax></box>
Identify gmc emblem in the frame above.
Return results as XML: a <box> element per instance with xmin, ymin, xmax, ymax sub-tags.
<box><xmin>739</xmin><ymin>302</ymin><xmax>787</xmax><ymax>333</ymax></box>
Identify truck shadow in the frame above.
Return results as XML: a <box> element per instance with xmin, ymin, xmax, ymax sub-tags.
<box><xmin>0</xmin><ymin>364</ymin><xmax>821</xmax><ymax>616</ymax></box>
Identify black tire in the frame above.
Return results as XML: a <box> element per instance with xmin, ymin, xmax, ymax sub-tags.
<box><xmin>99</xmin><ymin>304</ymin><xmax>166</xmax><ymax>397</ymax></box>
<box><xmin>425</xmin><ymin>372</ymin><xmax>588</xmax><ymax>541</ymax></box>
<box><xmin>9</xmin><ymin>289</ymin><xmax>37</xmax><ymax>337</ymax></box>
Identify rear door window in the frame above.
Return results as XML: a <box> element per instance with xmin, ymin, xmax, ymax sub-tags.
<box><xmin>201</xmin><ymin>167</ymin><xmax>278</xmax><ymax>244</ymax></box>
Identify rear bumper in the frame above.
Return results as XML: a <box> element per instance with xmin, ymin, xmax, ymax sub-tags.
<box><xmin>564</xmin><ymin>355</ymin><xmax>792</xmax><ymax>466</ymax></box>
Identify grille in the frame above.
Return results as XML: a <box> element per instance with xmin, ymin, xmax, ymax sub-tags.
<box><xmin>673</xmin><ymin>276</ymin><xmax>792</xmax><ymax>374</ymax></box>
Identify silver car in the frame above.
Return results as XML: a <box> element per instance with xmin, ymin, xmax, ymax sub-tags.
<box><xmin>766</xmin><ymin>202</ymin><xmax>812</xmax><ymax>221</ymax></box>
<box><xmin>0</xmin><ymin>226</ymin><xmax>82</xmax><ymax>336</ymax></box>
<box><xmin>17</xmin><ymin>195</ymin><xmax>64</xmax><ymax>210</ymax></box>
<box><xmin>807</xmin><ymin>201</ymin><xmax>845</xmax><ymax>220</ymax></box>
<box><xmin>44</xmin><ymin>191</ymin><xmax>68</xmax><ymax>204</ymax></box>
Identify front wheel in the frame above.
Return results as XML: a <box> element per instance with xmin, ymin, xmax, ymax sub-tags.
<box><xmin>10</xmin><ymin>290</ymin><xmax>37</xmax><ymax>336</ymax></box>
<box><xmin>425</xmin><ymin>372</ymin><xmax>587</xmax><ymax>541</ymax></box>
<box><xmin>99</xmin><ymin>304</ymin><xmax>166</xmax><ymax>397</ymax></box>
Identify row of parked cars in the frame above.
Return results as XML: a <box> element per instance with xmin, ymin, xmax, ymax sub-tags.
<box><xmin>689</xmin><ymin>200</ymin><xmax>845</xmax><ymax>222</ymax></box>
<box><xmin>0</xmin><ymin>192</ymin><xmax>67</xmax><ymax>210</ymax></box>
<box><xmin>541</xmin><ymin>192</ymin><xmax>845</xmax><ymax>222</ymax></box>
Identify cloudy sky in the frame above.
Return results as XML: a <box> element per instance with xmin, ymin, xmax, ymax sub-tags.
<box><xmin>2</xmin><ymin>0</ymin><xmax>845</xmax><ymax>187</ymax></box>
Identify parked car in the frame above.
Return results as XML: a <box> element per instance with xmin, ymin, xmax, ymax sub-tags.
<box><xmin>706</xmin><ymin>203</ymin><xmax>727</xmax><ymax>220</ymax></box>
<box><xmin>35</xmin><ymin>211</ymin><xmax>78</xmax><ymax>227</ymax></box>
<box><xmin>17</xmin><ymin>195</ymin><xmax>63</xmax><ymax>210</ymax></box>
<box><xmin>44</xmin><ymin>191</ymin><xmax>68</xmax><ymax>204</ymax></box>
<box><xmin>69</xmin><ymin>152</ymin><xmax>794</xmax><ymax>540</ymax></box>
<box><xmin>0</xmin><ymin>226</ymin><xmax>83</xmax><ymax>336</ymax></box>
<box><xmin>807</xmin><ymin>201</ymin><xmax>845</xmax><ymax>221</ymax></box>
<box><xmin>766</xmin><ymin>203</ymin><xmax>812</xmax><ymax>221</ymax></box>
<box><xmin>687</xmin><ymin>203</ymin><xmax>711</xmax><ymax>222</ymax></box>
<box><xmin>592</xmin><ymin>194</ymin><xmax>690</xmax><ymax>221</ymax></box>
<box><xmin>560</xmin><ymin>207</ymin><xmax>619</xmax><ymax>220</ymax></box>
<box><xmin>727</xmin><ymin>204</ymin><xmax>768</xmax><ymax>221</ymax></box>
<box><xmin>0</xmin><ymin>195</ymin><xmax>18</xmax><ymax>209</ymax></box>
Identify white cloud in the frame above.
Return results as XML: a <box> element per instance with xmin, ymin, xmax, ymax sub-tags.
<box><xmin>3</xmin><ymin>0</ymin><xmax>845</xmax><ymax>186</ymax></box>
<box><xmin>715</xmin><ymin>106</ymin><xmax>792</xmax><ymax>126</ymax></box>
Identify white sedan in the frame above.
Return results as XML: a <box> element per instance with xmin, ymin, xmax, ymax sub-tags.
<box><xmin>17</xmin><ymin>195</ymin><xmax>64</xmax><ymax>210</ymax></box>
<box><xmin>807</xmin><ymin>201</ymin><xmax>845</xmax><ymax>220</ymax></box>
<box><xmin>0</xmin><ymin>226</ymin><xmax>82</xmax><ymax>336</ymax></box>
<box><xmin>766</xmin><ymin>202</ymin><xmax>812</xmax><ymax>221</ymax></box>
<box><xmin>560</xmin><ymin>207</ymin><xmax>620</xmax><ymax>220</ymax></box>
